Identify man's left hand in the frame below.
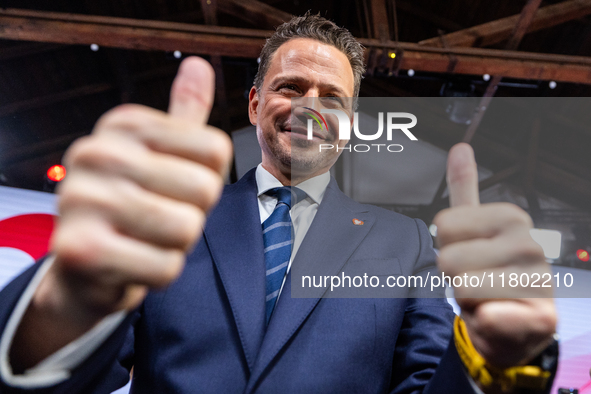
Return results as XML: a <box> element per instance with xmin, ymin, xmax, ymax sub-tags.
<box><xmin>434</xmin><ymin>143</ymin><xmax>557</xmax><ymax>368</ymax></box>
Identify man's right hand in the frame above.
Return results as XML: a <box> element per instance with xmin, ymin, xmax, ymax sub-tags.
<box><xmin>9</xmin><ymin>57</ymin><xmax>233</xmax><ymax>371</ymax></box>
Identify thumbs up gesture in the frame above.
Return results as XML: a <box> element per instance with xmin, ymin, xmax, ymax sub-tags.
<box><xmin>11</xmin><ymin>58</ymin><xmax>232</xmax><ymax>370</ymax></box>
<box><xmin>433</xmin><ymin>143</ymin><xmax>556</xmax><ymax>368</ymax></box>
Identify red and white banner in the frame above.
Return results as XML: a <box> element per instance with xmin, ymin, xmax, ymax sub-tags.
<box><xmin>0</xmin><ymin>185</ymin><xmax>57</xmax><ymax>290</ymax></box>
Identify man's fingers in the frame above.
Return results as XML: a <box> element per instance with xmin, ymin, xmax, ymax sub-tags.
<box><xmin>64</xmin><ymin>136</ymin><xmax>225</xmax><ymax>212</ymax></box>
<box><xmin>58</xmin><ymin>170</ymin><xmax>206</xmax><ymax>251</ymax></box>
<box><xmin>460</xmin><ymin>299</ymin><xmax>557</xmax><ymax>368</ymax></box>
<box><xmin>53</xmin><ymin>217</ymin><xmax>186</xmax><ymax>290</ymax></box>
<box><xmin>437</xmin><ymin>235</ymin><xmax>546</xmax><ymax>275</ymax></box>
<box><xmin>168</xmin><ymin>57</ymin><xmax>215</xmax><ymax>124</ymax></box>
<box><xmin>447</xmin><ymin>143</ymin><xmax>480</xmax><ymax>207</ymax></box>
<box><xmin>92</xmin><ymin>106</ymin><xmax>232</xmax><ymax>175</ymax></box>
<box><xmin>434</xmin><ymin>203</ymin><xmax>534</xmax><ymax>246</ymax></box>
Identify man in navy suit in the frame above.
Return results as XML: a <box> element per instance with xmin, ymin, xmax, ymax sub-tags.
<box><xmin>0</xmin><ymin>14</ymin><xmax>556</xmax><ymax>393</ymax></box>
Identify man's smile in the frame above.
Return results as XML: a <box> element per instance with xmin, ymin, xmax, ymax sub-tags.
<box><xmin>281</xmin><ymin>124</ymin><xmax>329</xmax><ymax>141</ymax></box>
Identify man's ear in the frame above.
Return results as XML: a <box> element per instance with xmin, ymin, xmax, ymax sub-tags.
<box><xmin>248</xmin><ymin>86</ymin><xmax>259</xmax><ymax>126</ymax></box>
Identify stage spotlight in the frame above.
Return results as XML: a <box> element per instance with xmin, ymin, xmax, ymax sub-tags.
<box><xmin>47</xmin><ymin>165</ymin><xmax>66</xmax><ymax>182</ymax></box>
<box><xmin>576</xmin><ymin>249</ymin><xmax>589</xmax><ymax>262</ymax></box>
<box><xmin>44</xmin><ymin>165</ymin><xmax>66</xmax><ymax>193</ymax></box>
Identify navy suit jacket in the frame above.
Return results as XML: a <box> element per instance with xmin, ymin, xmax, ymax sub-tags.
<box><xmin>0</xmin><ymin>168</ymin><xmax>476</xmax><ymax>393</ymax></box>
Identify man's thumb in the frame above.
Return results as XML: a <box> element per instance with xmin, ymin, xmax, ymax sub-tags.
<box><xmin>168</xmin><ymin>57</ymin><xmax>215</xmax><ymax>124</ymax></box>
<box><xmin>447</xmin><ymin>143</ymin><xmax>480</xmax><ymax>207</ymax></box>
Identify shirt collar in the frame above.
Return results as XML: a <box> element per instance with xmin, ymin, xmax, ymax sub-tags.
<box><xmin>255</xmin><ymin>164</ymin><xmax>330</xmax><ymax>205</ymax></box>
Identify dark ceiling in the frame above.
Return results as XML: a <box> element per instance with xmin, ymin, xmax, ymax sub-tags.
<box><xmin>0</xmin><ymin>0</ymin><xmax>590</xmax><ymax>257</ymax></box>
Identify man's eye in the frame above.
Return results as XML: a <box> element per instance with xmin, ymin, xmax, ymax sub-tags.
<box><xmin>325</xmin><ymin>96</ymin><xmax>344</xmax><ymax>105</ymax></box>
<box><xmin>279</xmin><ymin>84</ymin><xmax>298</xmax><ymax>92</ymax></box>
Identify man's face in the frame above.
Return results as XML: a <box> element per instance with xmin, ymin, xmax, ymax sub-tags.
<box><xmin>248</xmin><ymin>38</ymin><xmax>355</xmax><ymax>182</ymax></box>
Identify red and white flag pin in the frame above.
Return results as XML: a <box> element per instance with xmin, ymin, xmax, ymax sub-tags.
<box><xmin>352</xmin><ymin>218</ymin><xmax>364</xmax><ymax>226</ymax></box>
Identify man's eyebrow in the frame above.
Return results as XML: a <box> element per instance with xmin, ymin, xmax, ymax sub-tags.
<box><xmin>271</xmin><ymin>75</ymin><xmax>350</xmax><ymax>97</ymax></box>
<box><xmin>322</xmin><ymin>83</ymin><xmax>349</xmax><ymax>97</ymax></box>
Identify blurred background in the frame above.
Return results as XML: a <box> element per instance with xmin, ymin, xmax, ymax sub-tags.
<box><xmin>0</xmin><ymin>0</ymin><xmax>590</xmax><ymax>392</ymax></box>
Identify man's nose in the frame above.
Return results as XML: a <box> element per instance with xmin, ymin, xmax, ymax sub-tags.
<box><xmin>302</xmin><ymin>88</ymin><xmax>320</xmax><ymax>99</ymax></box>
<box><xmin>299</xmin><ymin>92</ymin><xmax>322</xmax><ymax>111</ymax></box>
<box><xmin>292</xmin><ymin>106</ymin><xmax>312</xmax><ymax>126</ymax></box>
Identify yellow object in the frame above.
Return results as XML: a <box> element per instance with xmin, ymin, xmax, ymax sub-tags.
<box><xmin>389</xmin><ymin>52</ymin><xmax>396</xmax><ymax>59</ymax></box>
<box><xmin>453</xmin><ymin>316</ymin><xmax>551</xmax><ymax>392</ymax></box>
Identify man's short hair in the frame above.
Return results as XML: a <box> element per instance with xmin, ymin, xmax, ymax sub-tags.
<box><xmin>253</xmin><ymin>12</ymin><xmax>365</xmax><ymax>98</ymax></box>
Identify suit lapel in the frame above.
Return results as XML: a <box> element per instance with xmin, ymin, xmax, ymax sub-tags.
<box><xmin>203</xmin><ymin>169</ymin><xmax>266</xmax><ymax>372</ymax></box>
<box><xmin>246</xmin><ymin>178</ymin><xmax>376</xmax><ymax>392</ymax></box>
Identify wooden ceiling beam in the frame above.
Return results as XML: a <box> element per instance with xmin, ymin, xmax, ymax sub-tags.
<box><xmin>2</xmin><ymin>9</ymin><xmax>591</xmax><ymax>84</ymax></box>
<box><xmin>395</xmin><ymin>0</ymin><xmax>463</xmax><ymax>32</ymax></box>
<box><xmin>217</xmin><ymin>0</ymin><xmax>293</xmax><ymax>29</ymax></box>
<box><xmin>479</xmin><ymin>164</ymin><xmax>522</xmax><ymax>193</ymax></box>
<box><xmin>370</xmin><ymin>0</ymin><xmax>390</xmax><ymax>41</ymax></box>
<box><xmin>429</xmin><ymin>0</ymin><xmax>541</xmax><ymax>208</ymax></box>
<box><xmin>0</xmin><ymin>8</ymin><xmax>269</xmax><ymax>58</ymax></box>
<box><xmin>458</xmin><ymin>0</ymin><xmax>542</xmax><ymax>145</ymax></box>
<box><xmin>506</xmin><ymin>0</ymin><xmax>543</xmax><ymax>51</ymax></box>
<box><xmin>430</xmin><ymin>0</ymin><xmax>543</xmax><ymax>210</ymax></box>
<box><xmin>201</xmin><ymin>0</ymin><xmax>218</xmax><ymax>25</ymax></box>
<box><xmin>367</xmin><ymin>46</ymin><xmax>591</xmax><ymax>85</ymax></box>
<box><xmin>419</xmin><ymin>0</ymin><xmax>591</xmax><ymax>48</ymax></box>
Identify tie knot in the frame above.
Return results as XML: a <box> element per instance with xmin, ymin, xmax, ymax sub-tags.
<box><xmin>267</xmin><ymin>187</ymin><xmax>306</xmax><ymax>209</ymax></box>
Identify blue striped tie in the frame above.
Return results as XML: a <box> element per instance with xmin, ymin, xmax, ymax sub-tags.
<box><xmin>263</xmin><ymin>187</ymin><xmax>305</xmax><ymax>324</ymax></box>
